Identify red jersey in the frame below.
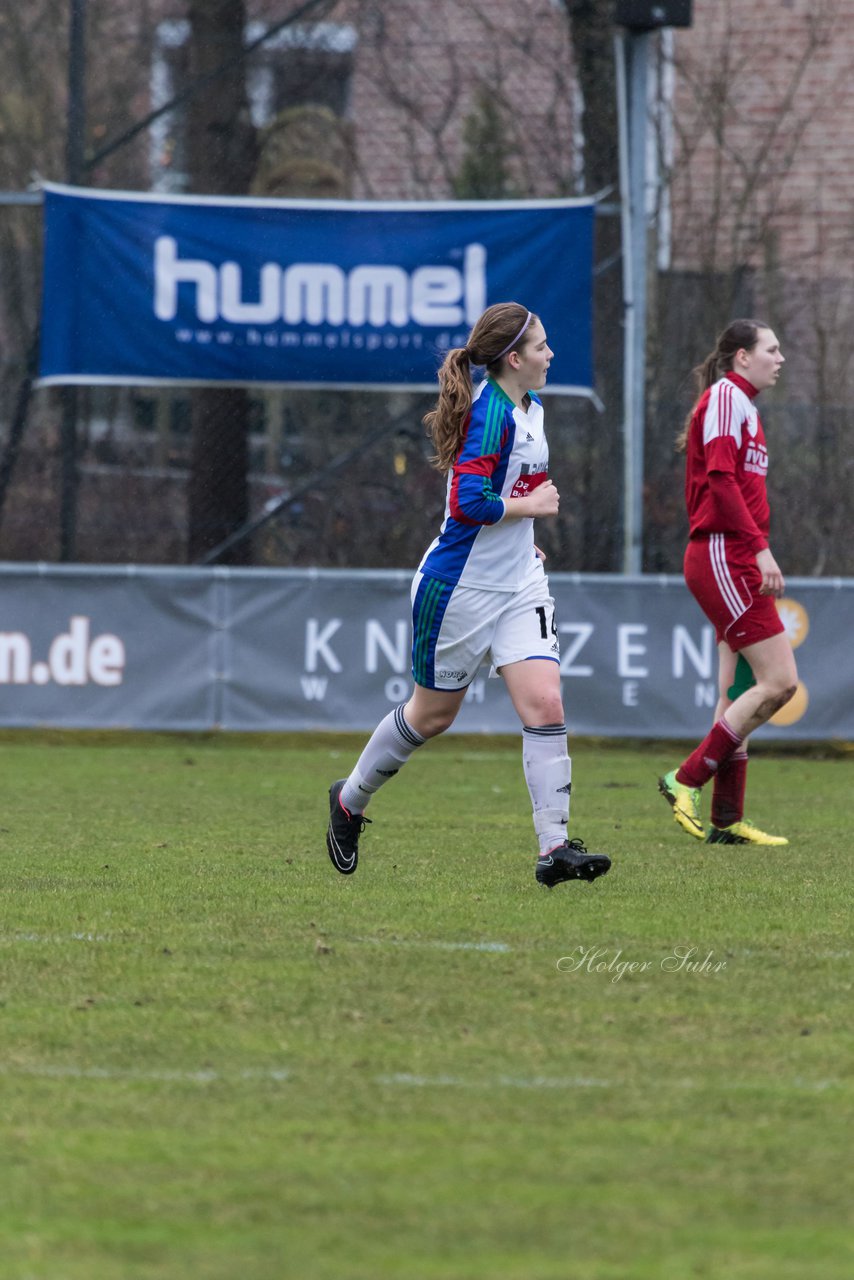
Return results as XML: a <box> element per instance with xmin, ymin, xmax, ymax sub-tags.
<box><xmin>684</xmin><ymin>371</ymin><xmax>770</xmax><ymax>554</ymax></box>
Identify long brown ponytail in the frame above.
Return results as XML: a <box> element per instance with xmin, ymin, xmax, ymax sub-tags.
<box><xmin>423</xmin><ymin>302</ymin><xmax>537</xmax><ymax>473</ymax></box>
<box><xmin>675</xmin><ymin>318</ymin><xmax>769</xmax><ymax>452</ymax></box>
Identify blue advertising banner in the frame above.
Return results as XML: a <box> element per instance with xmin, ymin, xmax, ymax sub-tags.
<box><xmin>38</xmin><ymin>184</ymin><xmax>595</xmax><ymax>394</ymax></box>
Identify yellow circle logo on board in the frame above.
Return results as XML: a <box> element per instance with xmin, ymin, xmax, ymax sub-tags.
<box><xmin>770</xmin><ymin>680</ymin><xmax>809</xmax><ymax>726</ymax></box>
<box><xmin>770</xmin><ymin>597</ymin><xmax>809</xmax><ymax>725</ymax></box>
<box><xmin>776</xmin><ymin>597</ymin><xmax>809</xmax><ymax>649</ymax></box>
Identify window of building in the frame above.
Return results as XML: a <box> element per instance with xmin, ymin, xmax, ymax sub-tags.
<box><xmin>150</xmin><ymin>20</ymin><xmax>357</xmax><ymax>192</ymax></box>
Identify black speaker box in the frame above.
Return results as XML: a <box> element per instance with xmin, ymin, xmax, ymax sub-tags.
<box><xmin>615</xmin><ymin>1</ymin><xmax>693</xmax><ymax>30</ymax></box>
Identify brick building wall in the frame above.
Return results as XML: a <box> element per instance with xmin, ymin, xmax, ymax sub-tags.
<box><xmin>670</xmin><ymin>0</ymin><xmax>854</xmax><ymax>280</ymax></box>
<box><xmin>131</xmin><ymin>0</ymin><xmax>579</xmax><ymax>200</ymax></box>
<box><xmin>86</xmin><ymin>0</ymin><xmax>854</xmax><ymax>287</ymax></box>
<box><xmin>342</xmin><ymin>0</ymin><xmax>578</xmax><ymax>200</ymax></box>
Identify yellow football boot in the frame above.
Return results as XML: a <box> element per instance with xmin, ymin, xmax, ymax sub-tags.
<box><xmin>658</xmin><ymin>769</ymin><xmax>704</xmax><ymax>840</ymax></box>
<box><xmin>706</xmin><ymin>819</ymin><xmax>788</xmax><ymax>846</ymax></box>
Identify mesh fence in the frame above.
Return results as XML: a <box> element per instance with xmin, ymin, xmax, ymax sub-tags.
<box><xmin>1</xmin><ymin>0</ymin><xmax>853</xmax><ymax>575</ymax></box>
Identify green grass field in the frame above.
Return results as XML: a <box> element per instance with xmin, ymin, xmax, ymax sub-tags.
<box><xmin>1</xmin><ymin>729</ymin><xmax>851</xmax><ymax>1280</ymax></box>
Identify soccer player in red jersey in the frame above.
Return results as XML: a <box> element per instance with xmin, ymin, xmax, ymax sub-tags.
<box><xmin>659</xmin><ymin>319</ymin><xmax>797</xmax><ymax>845</ymax></box>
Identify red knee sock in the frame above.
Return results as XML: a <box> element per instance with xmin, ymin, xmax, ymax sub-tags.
<box><xmin>711</xmin><ymin>751</ymin><xmax>748</xmax><ymax>828</ymax></box>
<box><xmin>676</xmin><ymin>718</ymin><xmax>743</xmax><ymax>789</ymax></box>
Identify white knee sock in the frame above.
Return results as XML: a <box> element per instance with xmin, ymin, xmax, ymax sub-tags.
<box><xmin>522</xmin><ymin>723</ymin><xmax>572</xmax><ymax>854</ymax></box>
<box><xmin>340</xmin><ymin>704</ymin><xmax>425</xmax><ymax>814</ymax></box>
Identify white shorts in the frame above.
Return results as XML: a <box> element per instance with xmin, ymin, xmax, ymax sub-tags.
<box><xmin>410</xmin><ymin>564</ymin><xmax>560</xmax><ymax>691</ymax></box>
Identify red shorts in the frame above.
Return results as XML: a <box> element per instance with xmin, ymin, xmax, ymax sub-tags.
<box><xmin>684</xmin><ymin>535</ymin><xmax>784</xmax><ymax>651</ymax></box>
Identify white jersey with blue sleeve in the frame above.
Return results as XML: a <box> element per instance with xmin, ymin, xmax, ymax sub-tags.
<box><xmin>417</xmin><ymin>378</ymin><xmax>549</xmax><ymax>592</ymax></box>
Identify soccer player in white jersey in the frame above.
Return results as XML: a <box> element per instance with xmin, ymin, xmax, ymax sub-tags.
<box><xmin>659</xmin><ymin>319</ymin><xmax>797</xmax><ymax>845</ymax></box>
<box><xmin>326</xmin><ymin>301</ymin><xmax>611</xmax><ymax>889</ymax></box>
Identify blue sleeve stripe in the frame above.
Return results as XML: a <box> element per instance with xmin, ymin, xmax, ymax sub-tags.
<box><xmin>462</xmin><ymin>383</ymin><xmax>506</xmax><ymax>462</ymax></box>
<box><xmin>481</xmin><ymin>390</ymin><xmax>505</xmax><ymax>457</ymax></box>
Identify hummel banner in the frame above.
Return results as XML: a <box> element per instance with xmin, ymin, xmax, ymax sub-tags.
<box><xmin>38</xmin><ymin>184</ymin><xmax>595</xmax><ymax>394</ymax></box>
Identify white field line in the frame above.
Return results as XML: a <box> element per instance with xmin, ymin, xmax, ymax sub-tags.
<box><xmin>0</xmin><ymin>1063</ymin><xmax>842</xmax><ymax>1093</ymax></box>
<box><xmin>5</xmin><ymin>934</ymin><xmax>513</xmax><ymax>953</ymax></box>
<box><xmin>731</xmin><ymin>948</ymin><xmax>851</xmax><ymax>960</ymax></box>
<box><xmin>376</xmin><ymin>1073</ymin><xmax>608</xmax><ymax>1089</ymax></box>
<box><xmin>9</xmin><ymin>933</ymin><xmax>112</xmax><ymax>943</ymax></box>
<box><xmin>375</xmin><ymin>1074</ymin><xmax>843</xmax><ymax>1093</ymax></box>
<box><xmin>8</xmin><ymin>936</ymin><xmax>850</xmax><ymax>962</ymax></box>
<box><xmin>0</xmin><ymin>1064</ymin><xmax>289</xmax><ymax>1083</ymax></box>
<box><xmin>7</xmin><ymin>936</ymin><xmax>851</xmax><ymax>964</ymax></box>
<box><xmin>353</xmin><ymin>938</ymin><xmax>511</xmax><ymax>953</ymax></box>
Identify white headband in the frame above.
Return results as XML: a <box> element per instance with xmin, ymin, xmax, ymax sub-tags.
<box><xmin>494</xmin><ymin>311</ymin><xmax>532</xmax><ymax>361</ymax></box>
